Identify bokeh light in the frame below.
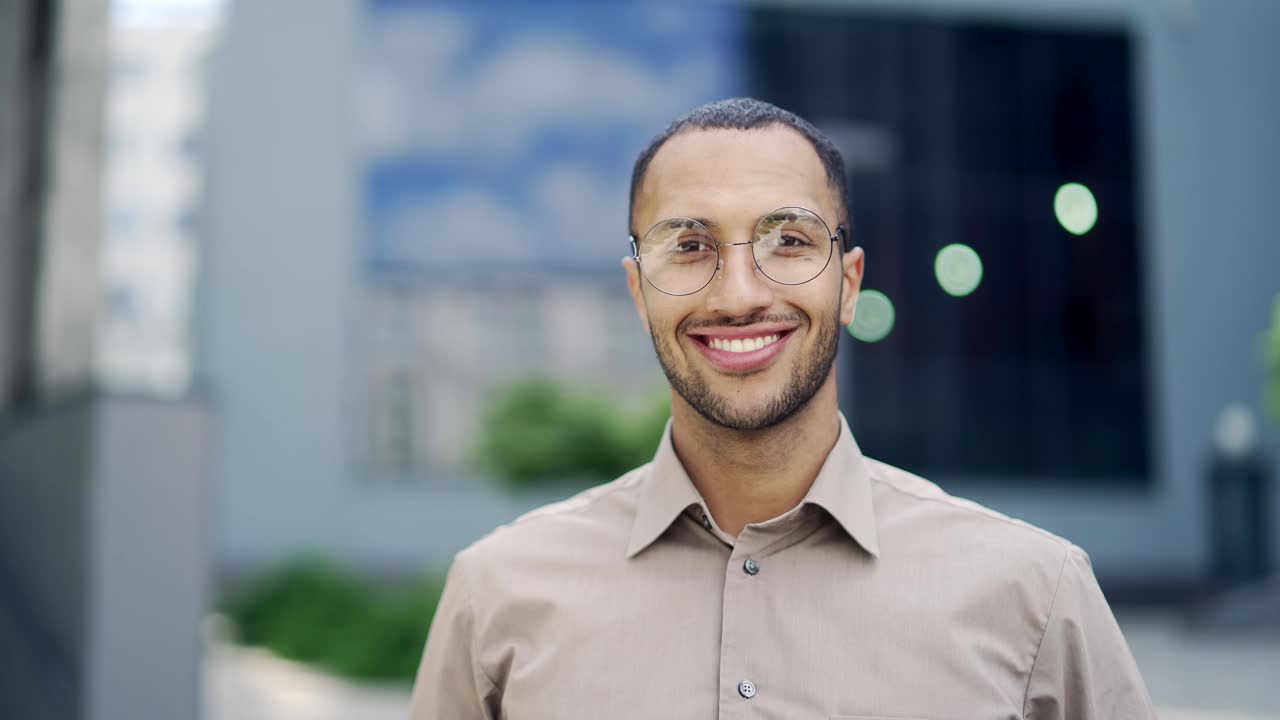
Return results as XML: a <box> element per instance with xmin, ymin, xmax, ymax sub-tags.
<box><xmin>934</xmin><ymin>243</ymin><xmax>983</xmax><ymax>297</ymax></box>
<box><xmin>1054</xmin><ymin>182</ymin><xmax>1098</xmax><ymax>235</ymax></box>
<box><xmin>848</xmin><ymin>290</ymin><xmax>895</xmax><ymax>342</ymax></box>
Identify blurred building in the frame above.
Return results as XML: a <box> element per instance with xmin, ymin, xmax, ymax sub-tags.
<box><xmin>361</xmin><ymin>279</ymin><xmax>656</xmax><ymax>474</ymax></box>
<box><xmin>203</xmin><ymin>0</ymin><xmax>1280</xmax><ymax>596</ymax></box>
<box><xmin>0</xmin><ymin>0</ymin><xmax>216</xmax><ymax>717</ymax></box>
<box><xmin>97</xmin><ymin>0</ymin><xmax>216</xmax><ymax>395</ymax></box>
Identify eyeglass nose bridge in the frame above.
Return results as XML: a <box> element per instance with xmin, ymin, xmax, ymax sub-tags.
<box><xmin>713</xmin><ymin>239</ymin><xmax>760</xmax><ymax>281</ymax></box>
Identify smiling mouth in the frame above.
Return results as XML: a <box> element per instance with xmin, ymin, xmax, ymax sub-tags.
<box><xmin>703</xmin><ymin>333</ymin><xmax>782</xmax><ymax>353</ymax></box>
<box><xmin>685</xmin><ymin>327</ymin><xmax>797</xmax><ymax>373</ymax></box>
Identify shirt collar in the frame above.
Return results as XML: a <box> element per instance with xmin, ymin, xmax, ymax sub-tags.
<box><xmin>626</xmin><ymin>413</ymin><xmax>880</xmax><ymax>559</ymax></box>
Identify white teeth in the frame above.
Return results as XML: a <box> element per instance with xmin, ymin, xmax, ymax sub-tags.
<box><xmin>707</xmin><ymin>334</ymin><xmax>781</xmax><ymax>353</ymax></box>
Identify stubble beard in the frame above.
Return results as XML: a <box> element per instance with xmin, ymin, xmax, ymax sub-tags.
<box><xmin>649</xmin><ymin>305</ymin><xmax>841</xmax><ymax>432</ymax></box>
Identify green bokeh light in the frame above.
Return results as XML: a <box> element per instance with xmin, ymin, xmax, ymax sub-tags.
<box><xmin>849</xmin><ymin>290</ymin><xmax>895</xmax><ymax>343</ymax></box>
<box><xmin>1054</xmin><ymin>182</ymin><xmax>1098</xmax><ymax>235</ymax></box>
<box><xmin>934</xmin><ymin>243</ymin><xmax>983</xmax><ymax>297</ymax></box>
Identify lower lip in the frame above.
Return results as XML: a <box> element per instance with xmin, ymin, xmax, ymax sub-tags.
<box><xmin>690</xmin><ymin>331</ymin><xmax>794</xmax><ymax>373</ymax></box>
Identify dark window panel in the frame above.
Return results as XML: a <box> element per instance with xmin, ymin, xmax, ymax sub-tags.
<box><xmin>748</xmin><ymin>9</ymin><xmax>1149</xmax><ymax>485</ymax></box>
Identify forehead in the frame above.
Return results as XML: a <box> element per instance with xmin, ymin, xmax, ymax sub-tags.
<box><xmin>637</xmin><ymin>125</ymin><xmax>835</xmax><ymax>228</ymax></box>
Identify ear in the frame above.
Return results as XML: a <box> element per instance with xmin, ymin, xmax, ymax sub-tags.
<box><xmin>623</xmin><ymin>255</ymin><xmax>651</xmax><ymax>333</ymax></box>
<box><xmin>839</xmin><ymin>246</ymin><xmax>865</xmax><ymax>327</ymax></box>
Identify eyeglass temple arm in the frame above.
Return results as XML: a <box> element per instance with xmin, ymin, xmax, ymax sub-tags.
<box><xmin>835</xmin><ymin>225</ymin><xmax>852</xmax><ymax>252</ymax></box>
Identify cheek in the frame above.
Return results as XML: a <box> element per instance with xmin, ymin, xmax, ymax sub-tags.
<box><xmin>645</xmin><ymin>297</ymin><xmax>697</xmax><ymax>339</ymax></box>
<box><xmin>788</xmin><ymin>285</ymin><xmax>841</xmax><ymax>330</ymax></box>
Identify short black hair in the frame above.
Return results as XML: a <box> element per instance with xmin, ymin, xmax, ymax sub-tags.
<box><xmin>628</xmin><ymin>97</ymin><xmax>849</xmax><ymax>237</ymax></box>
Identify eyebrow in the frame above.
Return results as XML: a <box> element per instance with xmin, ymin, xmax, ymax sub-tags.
<box><xmin>670</xmin><ymin>208</ymin><xmax>822</xmax><ymax>232</ymax></box>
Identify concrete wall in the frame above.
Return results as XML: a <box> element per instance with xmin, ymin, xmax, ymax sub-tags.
<box><xmin>202</xmin><ymin>0</ymin><xmax>1280</xmax><ymax>582</ymax></box>
<box><xmin>0</xmin><ymin>403</ymin><xmax>91</xmax><ymax>720</ymax></box>
<box><xmin>202</xmin><ymin>0</ymin><xmax>362</xmax><ymax>572</ymax></box>
<box><xmin>0</xmin><ymin>396</ymin><xmax>210</xmax><ymax>720</ymax></box>
<box><xmin>83</xmin><ymin>397</ymin><xmax>210</xmax><ymax>720</ymax></box>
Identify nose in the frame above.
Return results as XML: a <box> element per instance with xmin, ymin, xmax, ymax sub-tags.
<box><xmin>705</xmin><ymin>241</ymin><xmax>773</xmax><ymax>317</ymax></box>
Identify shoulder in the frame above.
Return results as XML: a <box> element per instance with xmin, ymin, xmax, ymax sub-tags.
<box><xmin>452</xmin><ymin>465</ymin><xmax>648</xmax><ymax>577</ymax></box>
<box><xmin>864</xmin><ymin>457</ymin><xmax>1081</xmax><ymax>588</ymax></box>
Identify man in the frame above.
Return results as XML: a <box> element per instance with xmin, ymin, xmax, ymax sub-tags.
<box><xmin>409</xmin><ymin>98</ymin><xmax>1155</xmax><ymax>719</ymax></box>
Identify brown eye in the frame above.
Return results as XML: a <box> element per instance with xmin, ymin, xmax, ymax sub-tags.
<box><xmin>675</xmin><ymin>237</ymin><xmax>714</xmax><ymax>253</ymax></box>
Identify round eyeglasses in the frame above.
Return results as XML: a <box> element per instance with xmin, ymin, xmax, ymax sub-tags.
<box><xmin>629</xmin><ymin>206</ymin><xmax>847</xmax><ymax>296</ymax></box>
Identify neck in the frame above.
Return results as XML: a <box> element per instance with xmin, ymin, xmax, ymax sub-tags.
<box><xmin>670</xmin><ymin>376</ymin><xmax>842</xmax><ymax>538</ymax></box>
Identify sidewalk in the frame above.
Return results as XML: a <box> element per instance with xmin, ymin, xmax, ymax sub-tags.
<box><xmin>203</xmin><ymin>640</ymin><xmax>410</xmax><ymax>720</ymax></box>
<box><xmin>1116</xmin><ymin>609</ymin><xmax>1280</xmax><ymax>718</ymax></box>
<box><xmin>203</xmin><ymin>611</ymin><xmax>1280</xmax><ymax>720</ymax></box>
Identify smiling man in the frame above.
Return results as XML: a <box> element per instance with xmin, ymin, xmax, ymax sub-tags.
<box><xmin>409</xmin><ymin>98</ymin><xmax>1155</xmax><ymax>719</ymax></box>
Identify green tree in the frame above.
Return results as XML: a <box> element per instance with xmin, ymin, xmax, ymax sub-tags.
<box><xmin>474</xmin><ymin>380</ymin><xmax>669</xmax><ymax>491</ymax></box>
<box><xmin>222</xmin><ymin>557</ymin><xmax>446</xmax><ymax>683</ymax></box>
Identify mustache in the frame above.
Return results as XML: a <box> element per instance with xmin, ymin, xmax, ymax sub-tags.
<box><xmin>681</xmin><ymin>313</ymin><xmax>804</xmax><ymax>331</ymax></box>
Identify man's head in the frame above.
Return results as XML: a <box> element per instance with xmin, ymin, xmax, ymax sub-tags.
<box><xmin>629</xmin><ymin>98</ymin><xmax>850</xmax><ymax>237</ymax></box>
<box><xmin>625</xmin><ymin>98</ymin><xmax>864</xmax><ymax>432</ymax></box>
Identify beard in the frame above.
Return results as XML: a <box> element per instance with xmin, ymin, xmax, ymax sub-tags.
<box><xmin>648</xmin><ymin>304</ymin><xmax>841</xmax><ymax>432</ymax></box>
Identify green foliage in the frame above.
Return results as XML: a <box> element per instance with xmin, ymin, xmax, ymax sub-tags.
<box><xmin>475</xmin><ymin>380</ymin><xmax>670</xmax><ymax>491</ymax></box>
<box><xmin>1265</xmin><ymin>294</ymin><xmax>1280</xmax><ymax>425</ymax></box>
<box><xmin>221</xmin><ymin>557</ymin><xmax>445</xmax><ymax>683</ymax></box>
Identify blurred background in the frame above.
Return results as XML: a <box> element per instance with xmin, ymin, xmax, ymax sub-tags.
<box><xmin>1</xmin><ymin>0</ymin><xmax>1278</xmax><ymax>718</ymax></box>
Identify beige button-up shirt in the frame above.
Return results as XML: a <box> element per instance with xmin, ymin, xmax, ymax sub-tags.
<box><xmin>410</xmin><ymin>415</ymin><xmax>1154</xmax><ymax>719</ymax></box>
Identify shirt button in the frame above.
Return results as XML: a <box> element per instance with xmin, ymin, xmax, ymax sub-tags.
<box><xmin>743</xmin><ymin>558</ymin><xmax>760</xmax><ymax>575</ymax></box>
<box><xmin>738</xmin><ymin>679</ymin><xmax>757</xmax><ymax>699</ymax></box>
<box><xmin>700</xmin><ymin>512</ymin><xmax>712</xmax><ymax>530</ymax></box>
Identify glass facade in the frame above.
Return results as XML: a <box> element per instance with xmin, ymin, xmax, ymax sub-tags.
<box><xmin>747</xmin><ymin>9</ymin><xmax>1150</xmax><ymax>483</ymax></box>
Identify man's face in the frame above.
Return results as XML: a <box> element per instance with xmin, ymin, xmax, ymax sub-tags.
<box><xmin>626</xmin><ymin>126</ymin><xmax>864</xmax><ymax>431</ymax></box>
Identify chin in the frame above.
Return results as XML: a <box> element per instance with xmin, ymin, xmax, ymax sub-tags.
<box><xmin>696</xmin><ymin>388</ymin><xmax>808</xmax><ymax>432</ymax></box>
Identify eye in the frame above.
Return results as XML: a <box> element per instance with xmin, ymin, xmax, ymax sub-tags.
<box><xmin>675</xmin><ymin>236</ymin><xmax>715</xmax><ymax>253</ymax></box>
<box><xmin>777</xmin><ymin>233</ymin><xmax>814</xmax><ymax>248</ymax></box>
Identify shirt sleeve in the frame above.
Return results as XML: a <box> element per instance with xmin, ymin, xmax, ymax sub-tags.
<box><xmin>408</xmin><ymin>552</ymin><xmax>500</xmax><ymax>720</ymax></box>
<box><xmin>1023</xmin><ymin>545</ymin><xmax>1156</xmax><ymax>720</ymax></box>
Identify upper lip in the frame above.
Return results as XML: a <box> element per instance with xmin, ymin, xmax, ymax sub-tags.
<box><xmin>686</xmin><ymin>323</ymin><xmax>797</xmax><ymax>340</ymax></box>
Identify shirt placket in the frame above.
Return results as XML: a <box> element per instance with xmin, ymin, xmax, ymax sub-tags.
<box><xmin>718</xmin><ymin>532</ymin><xmax>756</xmax><ymax>719</ymax></box>
<box><xmin>713</xmin><ymin>511</ymin><xmax>808</xmax><ymax>720</ymax></box>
